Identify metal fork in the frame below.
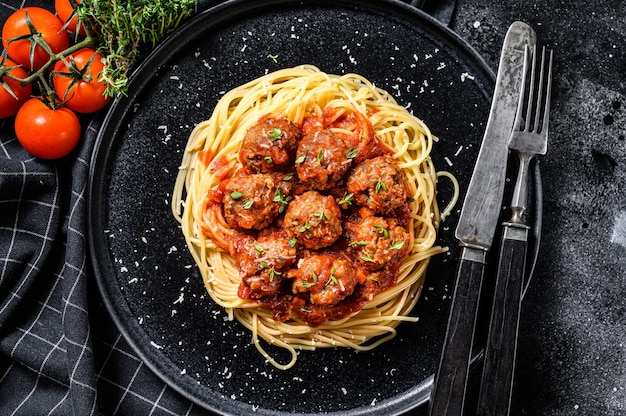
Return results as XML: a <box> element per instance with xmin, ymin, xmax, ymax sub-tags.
<box><xmin>476</xmin><ymin>45</ymin><xmax>553</xmax><ymax>416</ymax></box>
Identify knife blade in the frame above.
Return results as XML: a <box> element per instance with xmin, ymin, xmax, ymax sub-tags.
<box><xmin>428</xmin><ymin>21</ymin><xmax>536</xmax><ymax>416</ymax></box>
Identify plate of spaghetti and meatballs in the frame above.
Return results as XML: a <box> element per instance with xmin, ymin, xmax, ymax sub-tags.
<box><xmin>88</xmin><ymin>0</ymin><xmax>541</xmax><ymax>415</ymax></box>
<box><xmin>172</xmin><ymin>66</ymin><xmax>457</xmax><ymax>370</ymax></box>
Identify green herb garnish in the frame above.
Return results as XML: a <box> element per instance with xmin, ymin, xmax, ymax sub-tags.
<box><xmin>268</xmin><ymin>128</ymin><xmax>283</xmax><ymax>141</ymax></box>
<box><xmin>374</xmin><ymin>179</ymin><xmax>388</xmax><ymax>194</ymax></box>
<box><xmin>345</xmin><ymin>148</ymin><xmax>358</xmax><ymax>159</ymax></box>
<box><xmin>338</xmin><ymin>192</ymin><xmax>354</xmax><ymax>205</ymax></box>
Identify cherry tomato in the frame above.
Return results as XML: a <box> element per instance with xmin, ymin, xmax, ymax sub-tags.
<box><xmin>0</xmin><ymin>59</ymin><xmax>32</xmax><ymax>118</ymax></box>
<box><xmin>53</xmin><ymin>48</ymin><xmax>110</xmax><ymax>113</ymax></box>
<box><xmin>1</xmin><ymin>7</ymin><xmax>70</xmax><ymax>71</ymax></box>
<box><xmin>55</xmin><ymin>0</ymin><xmax>85</xmax><ymax>35</ymax></box>
<box><xmin>14</xmin><ymin>98</ymin><xmax>81</xmax><ymax>159</ymax></box>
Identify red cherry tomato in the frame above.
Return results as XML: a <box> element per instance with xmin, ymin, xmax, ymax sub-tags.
<box><xmin>53</xmin><ymin>48</ymin><xmax>111</xmax><ymax>113</ymax></box>
<box><xmin>14</xmin><ymin>98</ymin><xmax>81</xmax><ymax>159</ymax></box>
<box><xmin>0</xmin><ymin>59</ymin><xmax>32</xmax><ymax>118</ymax></box>
<box><xmin>55</xmin><ymin>0</ymin><xmax>85</xmax><ymax>35</ymax></box>
<box><xmin>1</xmin><ymin>7</ymin><xmax>70</xmax><ymax>71</ymax></box>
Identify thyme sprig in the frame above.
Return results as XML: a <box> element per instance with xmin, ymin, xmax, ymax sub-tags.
<box><xmin>3</xmin><ymin>0</ymin><xmax>196</xmax><ymax>100</ymax></box>
<box><xmin>76</xmin><ymin>0</ymin><xmax>196</xmax><ymax>97</ymax></box>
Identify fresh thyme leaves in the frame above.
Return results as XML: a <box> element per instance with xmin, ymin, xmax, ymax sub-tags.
<box><xmin>273</xmin><ymin>188</ymin><xmax>291</xmax><ymax>213</ymax></box>
<box><xmin>329</xmin><ymin>267</ymin><xmax>338</xmax><ymax>284</ymax></box>
<box><xmin>360</xmin><ymin>253</ymin><xmax>374</xmax><ymax>262</ymax></box>
<box><xmin>374</xmin><ymin>179</ymin><xmax>388</xmax><ymax>194</ymax></box>
<box><xmin>253</xmin><ymin>243</ymin><xmax>265</xmax><ymax>254</ymax></box>
<box><xmin>302</xmin><ymin>270</ymin><xmax>318</xmax><ymax>288</ymax></box>
<box><xmin>268</xmin><ymin>128</ymin><xmax>283</xmax><ymax>141</ymax></box>
<box><xmin>317</xmin><ymin>150</ymin><xmax>324</xmax><ymax>163</ymax></box>
<box><xmin>345</xmin><ymin>147</ymin><xmax>358</xmax><ymax>159</ymax></box>
<box><xmin>338</xmin><ymin>192</ymin><xmax>354</xmax><ymax>205</ymax></box>
<box><xmin>264</xmin><ymin>156</ymin><xmax>273</xmax><ymax>164</ymax></box>
<box><xmin>268</xmin><ymin>268</ymin><xmax>282</xmax><ymax>282</ymax></box>
<box><xmin>312</xmin><ymin>211</ymin><xmax>328</xmax><ymax>221</ymax></box>
<box><xmin>391</xmin><ymin>241</ymin><xmax>405</xmax><ymax>250</ymax></box>
<box><xmin>368</xmin><ymin>276</ymin><xmax>381</xmax><ymax>285</ymax></box>
<box><xmin>298</xmin><ymin>220</ymin><xmax>312</xmax><ymax>233</ymax></box>
<box><xmin>76</xmin><ymin>0</ymin><xmax>196</xmax><ymax>97</ymax></box>
<box><xmin>288</xmin><ymin>238</ymin><xmax>297</xmax><ymax>248</ymax></box>
<box><xmin>348</xmin><ymin>240</ymin><xmax>368</xmax><ymax>247</ymax></box>
<box><xmin>241</xmin><ymin>200</ymin><xmax>254</xmax><ymax>209</ymax></box>
<box><xmin>295</xmin><ymin>154</ymin><xmax>306</xmax><ymax>164</ymax></box>
<box><xmin>373</xmin><ymin>225</ymin><xmax>388</xmax><ymax>238</ymax></box>
<box><xmin>230</xmin><ymin>191</ymin><xmax>242</xmax><ymax>200</ymax></box>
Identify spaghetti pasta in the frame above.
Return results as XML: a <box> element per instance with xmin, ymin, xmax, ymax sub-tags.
<box><xmin>172</xmin><ymin>65</ymin><xmax>457</xmax><ymax>370</ymax></box>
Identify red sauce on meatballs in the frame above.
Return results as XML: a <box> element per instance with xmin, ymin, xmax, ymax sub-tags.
<box><xmin>213</xmin><ymin>110</ymin><xmax>412</xmax><ymax>327</ymax></box>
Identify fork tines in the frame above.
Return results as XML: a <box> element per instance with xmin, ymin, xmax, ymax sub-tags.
<box><xmin>516</xmin><ymin>45</ymin><xmax>553</xmax><ymax>136</ymax></box>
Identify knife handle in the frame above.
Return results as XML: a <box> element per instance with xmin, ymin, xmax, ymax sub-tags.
<box><xmin>428</xmin><ymin>246</ymin><xmax>487</xmax><ymax>416</ymax></box>
<box><xmin>476</xmin><ymin>223</ymin><xmax>529</xmax><ymax>416</ymax></box>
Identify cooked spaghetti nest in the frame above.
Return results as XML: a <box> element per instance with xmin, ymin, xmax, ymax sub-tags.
<box><xmin>172</xmin><ymin>65</ymin><xmax>457</xmax><ymax>370</ymax></box>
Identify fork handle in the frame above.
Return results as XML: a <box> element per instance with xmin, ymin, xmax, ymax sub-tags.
<box><xmin>476</xmin><ymin>223</ymin><xmax>529</xmax><ymax>416</ymax></box>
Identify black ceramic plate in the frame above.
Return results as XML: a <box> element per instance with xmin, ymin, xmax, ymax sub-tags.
<box><xmin>88</xmin><ymin>1</ymin><xmax>539</xmax><ymax>415</ymax></box>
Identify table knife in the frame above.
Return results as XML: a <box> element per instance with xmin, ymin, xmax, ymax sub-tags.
<box><xmin>428</xmin><ymin>21</ymin><xmax>536</xmax><ymax>416</ymax></box>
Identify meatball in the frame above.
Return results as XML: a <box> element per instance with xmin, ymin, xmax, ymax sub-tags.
<box><xmin>290</xmin><ymin>254</ymin><xmax>358</xmax><ymax>306</ymax></box>
<box><xmin>295</xmin><ymin>129</ymin><xmax>351</xmax><ymax>190</ymax></box>
<box><xmin>234</xmin><ymin>229</ymin><xmax>296</xmax><ymax>297</ymax></box>
<box><xmin>223</xmin><ymin>173</ymin><xmax>284</xmax><ymax>230</ymax></box>
<box><xmin>282</xmin><ymin>190</ymin><xmax>342</xmax><ymax>250</ymax></box>
<box><xmin>230</xmin><ymin>228</ymin><xmax>297</xmax><ymax>278</ymax></box>
<box><xmin>346</xmin><ymin>155</ymin><xmax>408</xmax><ymax>213</ymax></box>
<box><xmin>239</xmin><ymin>117</ymin><xmax>302</xmax><ymax>173</ymax></box>
<box><xmin>345</xmin><ymin>216</ymin><xmax>411</xmax><ymax>271</ymax></box>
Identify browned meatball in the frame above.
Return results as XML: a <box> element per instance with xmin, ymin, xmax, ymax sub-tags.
<box><xmin>223</xmin><ymin>173</ymin><xmax>283</xmax><ymax>230</ymax></box>
<box><xmin>346</xmin><ymin>155</ymin><xmax>408</xmax><ymax>213</ymax></box>
<box><xmin>239</xmin><ymin>117</ymin><xmax>302</xmax><ymax>173</ymax></box>
<box><xmin>230</xmin><ymin>228</ymin><xmax>297</xmax><ymax>278</ymax></box>
<box><xmin>282</xmin><ymin>190</ymin><xmax>342</xmax><ymax>250</ymax></box>
<box><xmin>295</xmin><ymin>129</ymin><xmax>351</xmax><ymax>190</ymax></box>
<box><xmin>290</xmin><ymin>254</ymin><xmax>358</xmax><ymax>306</ymax></box>
<box><xmin>344</xmin><ymin>216</ymin><xmax>411</xmax><ymax>271</ymax></box>
<box><xmin>231</xmin><ymin>229</ymin><xmax>297</xmax><ymax>297</ymax></box>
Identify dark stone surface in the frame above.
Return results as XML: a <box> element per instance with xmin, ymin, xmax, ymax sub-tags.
<box><xmin>451</xmin><ymin>1</ymin><xmax>626</xmax><ymax>415</ymax></box>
